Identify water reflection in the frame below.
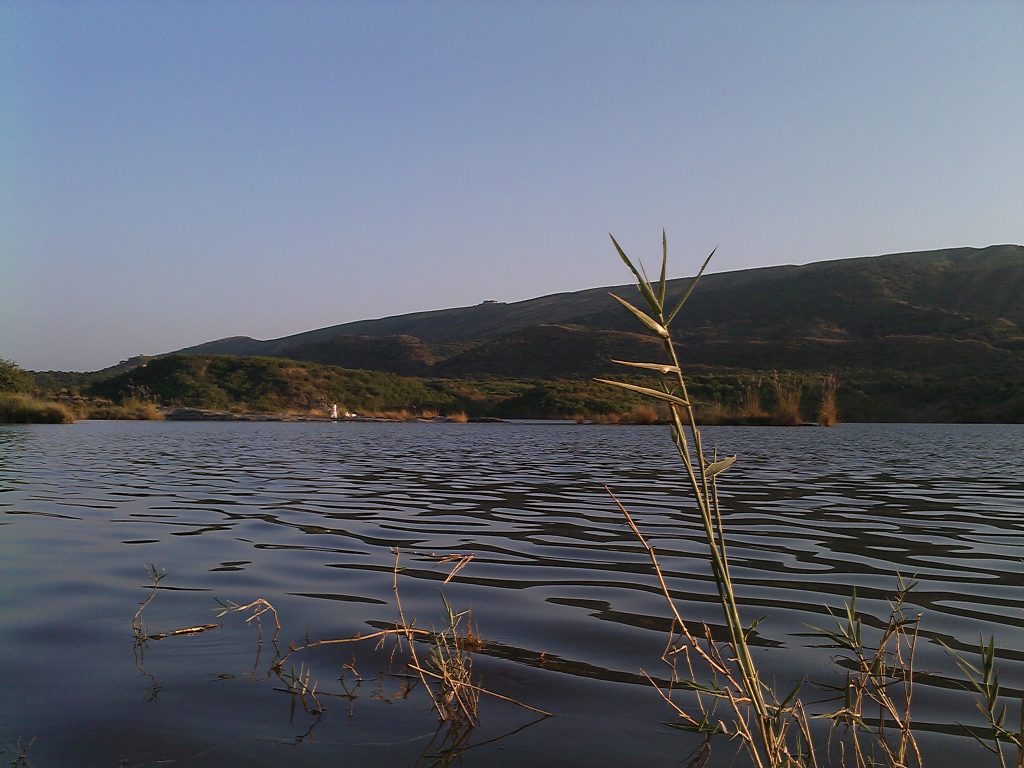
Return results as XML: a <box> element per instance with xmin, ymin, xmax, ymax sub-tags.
<box><xmin>0</xmin><ymin>421</ymin><xmax>1021</xmax><ymax>766</ymax></box>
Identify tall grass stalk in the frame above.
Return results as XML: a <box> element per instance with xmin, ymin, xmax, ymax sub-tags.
<box><xmin>813</xmin><ymin>579</ymin><xmax>922</xmax><ymax>766</ymax></box>
<box><xmin>944</xmin><ymin>637</ymin><xmax>1024</xmax><ymax>768</ymax></box>
<box><xmin>598</xmin><ymin>234</ymin><xmax>927</xmax><ymax>768</ymax></box>
<box><xmin>597</xmin><ymin>233</ymin><xmax>793</xmax><ymax>765</ymax></box>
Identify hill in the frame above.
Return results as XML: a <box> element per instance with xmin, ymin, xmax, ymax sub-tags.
<box><xmin>176</xmin><ymin>246</ymin><xmax>1024</xmax><ymax>372</ymax></box>
<box><xmin>42</xmin><ymin>245</ymin><xmax>1024</xmax><ymax>422</ymax></box>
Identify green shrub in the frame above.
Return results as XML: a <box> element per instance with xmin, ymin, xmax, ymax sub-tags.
<box><xmin>0</xmin><ymin>359</ymin><xmax>34</xmax><ymax>393</ymax></box>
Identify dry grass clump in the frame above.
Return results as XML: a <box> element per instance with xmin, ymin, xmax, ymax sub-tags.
<box><xmin>694</xmin><ymin>393</ymin><xmax>773</xmax><ymax>426</ymax></box>
<box><xmin>86</xmin><ymin>397</ymin><xmax>163</xmax><ymax>420</ymax></box>
<box><xmin>375</xmin><ymin>408</ymin><xmax>413</xmax><ymax>420</ymax></box>
<box><xmin>421</xmin><ymin>596</ymin><xmax>481</xmax><ymax>723</ymax></box>
<box><xmin>446</xmin><ymin>410</ymin><xmax>469</xmax><ymax>423</ymax></box>
<box><xmin>818</xmin><ymin>373</ymin><xmax>840</xmax><ymax>426</ymax></box>
<box><xmin>0</xmin><ymin>393</ymin><xmax>75</xmax><ymax>424</ymax></box>
<box><xmin>1</xmin><ymin>393</ymin><xmax>76</xmax><ymax>424</ymax></box>
<box><xmin>624</xmin><ymin>404</ymin><xmax>659</xmax><ymax>424</ymax></box>
<box><xmin>740</xmin><ymin>380</ymin><xmax>767</xmax><ymax>418</ymax></box>
<box><xmin>583</xmin><ymin>405</ymin><xmax>662</xmax><ymax>424</ymax></box>
<box><xmin>694</xmin><ymin>399</ymin><xmax>731</xmax><ymax>424</ymax></box>
<box><xmin>770</xmin><ymin>371</ymin><xmax>804</xmax><ymax>426</ymax></box>
<box><xmin>227</xmin><ymin>550</ymin><xmax>547</xmax><ymax>727</ymax></box>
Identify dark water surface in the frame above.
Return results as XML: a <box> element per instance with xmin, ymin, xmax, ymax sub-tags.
<box><xmin>1</xmin><ymin>421</ymin><xmax>1021</xmax><ymax>766</ymax></box>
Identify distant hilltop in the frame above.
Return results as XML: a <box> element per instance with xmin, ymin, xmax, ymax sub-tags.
<box><xmin>172</xmin><ymin>244</ymin><xmax>1024</xmax><ymax>381</ymax></box>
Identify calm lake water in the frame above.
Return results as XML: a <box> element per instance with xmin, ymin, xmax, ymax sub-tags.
<box><xmin>1</xmin><ymin>421</ymin><xmax>1021</xmax><ymax>767</ymax></box>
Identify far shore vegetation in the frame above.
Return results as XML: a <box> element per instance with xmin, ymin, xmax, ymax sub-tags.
<box><xmin>15</xmin><ymin>353</ymin><xmax>854</xmax><ymax>425</ymax></box>
<box><xmin>1</xmin><ymin>358</ymin><xmax>75</xmax><ymax>424</ymax></box>
<box><xmin>8</xmin><ymin>244</ymin><xmax>1024</xmax><ymax>423</ymax></box>
<box><xmin>14</xmin><ymin>342</ymin><xmax>1022</xmax><ymax>424</ymax></box>
<box><xmin>0</xmin><ymin>392</ymin><xmax>76</xmax><ymax>424</ymax></box>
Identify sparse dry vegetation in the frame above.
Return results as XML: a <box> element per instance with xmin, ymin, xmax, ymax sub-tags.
<box><xmin>132</xmin><ymin>551</ymin><xmax>546</xmax><ymax>732</ymax></box>
<box><xmin>770</xmin><ymin>371</ymin><xmax>804</xmax><ymax>425</ymax></box>
<box><xmin>0</xmin><ymin>393</ymin><xmax>75</xmax><ymax>424</ymax></box>
<box><xmin>85</xmin><ymin>396</ymin><xmax>164</xmax><ymax>420</ymax></box>
<box><xmin>819</xmin><ymin>373</ymin><xmax>840</xmax><ymax>426</ymax></box>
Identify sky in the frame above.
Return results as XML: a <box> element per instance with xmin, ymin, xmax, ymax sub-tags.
<box><xmin>2</xmin><ymin>1</ymin><xmax>1022</xmax><ymax>372</ymax></box>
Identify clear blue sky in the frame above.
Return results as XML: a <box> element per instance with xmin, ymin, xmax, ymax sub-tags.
<box><xmin>3</xmin><ymin>1</ymin><xmax>1022</xmax><ymax>371</ymax></box>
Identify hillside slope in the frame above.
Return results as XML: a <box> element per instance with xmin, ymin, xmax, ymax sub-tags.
<box><xmin>173</xmin><ymin>245</ymin><xmax>1024</xmax><ymax>382</ymax></box>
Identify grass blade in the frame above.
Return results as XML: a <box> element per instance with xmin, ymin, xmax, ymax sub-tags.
<box><xmin>705</xmin><ymin>456</ymin><xmax>737</xmax><ymax>477</ymax></box>
<box><xmin>595</xmin><ymin>378</ymin><xmax>689</xmax><ymax>407</ymax></box>
<box><xmin>609</xmin><ymin>293</ymin><xmax>669</xmax><ymax>338</ymax></box>
<box><xmin>611</xmin><ymin>359</ymin><xmax>680</xmax><ymax>375</ymax></box>
<box><xmin>658</xmin><ymin>229</ymin><xmax>668</xmax><ymax>307</ymax></box>
<box><xmin>610</xmin><ymin>233</ymin><xmax>661</xmax><ymax>314</ymax></box>
<box><xmin>666</xmin><ymin>246</ymin><xmax>716</xmax><ymax>325</ymax></box>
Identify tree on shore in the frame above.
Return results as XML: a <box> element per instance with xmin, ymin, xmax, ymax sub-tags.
<box><xmin>0</xmin><ymin>359</ymin><xmax>34</xmax><ymax>393</ymax></box>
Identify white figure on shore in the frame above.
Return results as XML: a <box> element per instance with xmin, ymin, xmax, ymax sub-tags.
<box><xmin>331</xmin><ymin>403</ymin><xmax>338</xmax><ymax>419</ymax></box>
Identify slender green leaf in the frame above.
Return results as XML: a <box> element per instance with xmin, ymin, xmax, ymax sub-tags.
<box><xmin>744</xmin><ymin>615</ymin><xmax>765</xmax><ymax>641</ymax></box>
<box><xmin>658</xmin><ymin>229</ymin><xmax>668</xmax><ymax>307</ymax></box>
<box><xmin>705</xmin><ymin>455</ymin><xmax>737</xmax><ymax>477</ymax></box>
<box><xmin>609</xmin><ymin>234</ymin><xmax>661</xmax><ymax>314</ymax></box>
<box><xmin>594</xmin><ymin>378</ymin><xmax>690</xmax><ymax>407</ymax></box>
<box><xmin>778</xmin><ymin>678</ymin><xmax>804</xmax><ymax>710</ymax></box>
<box><xmin>611</xmin><ymin>359</ymin><xmax>680</xmax><ymax>375</ymax></box>
<box><xmin>666</xmin><ymin>246</ymin><xmax>716</xmax><ymax>325</ymax></box>
<box><xmin>439</xmin><ymin>591</ymin><xmax>455</xmax><ymax>624</ymax></box>
<box><xmin>609</xmin><ymin>293</ymin><xmax>669</xmax><ymax>338</ymax></box>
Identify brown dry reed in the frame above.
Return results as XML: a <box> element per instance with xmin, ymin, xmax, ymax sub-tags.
<box><xmin>770</xmin><ymin>371</ymin><xmax>804</xmax><ymax>426</ymax></box>
<box><xmin>86</xmin><ymin>397</ymin><xmax>163</xmax><ymax>420</ymax></box>
<box><xmin>818</xmin><ymin>373</ymin><xmax>840</xmax><ymax>427</ymax></box>
<box><xmin>583</xmin><ymin>404</ymin><xmax>663</xmax><ymax>425</ymax></box>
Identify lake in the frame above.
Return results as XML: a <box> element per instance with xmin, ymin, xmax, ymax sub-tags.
<box><xmin>1</xmin><ymin>421</ymin><xmax>1021</xmax><ymax>766</ymax></box>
